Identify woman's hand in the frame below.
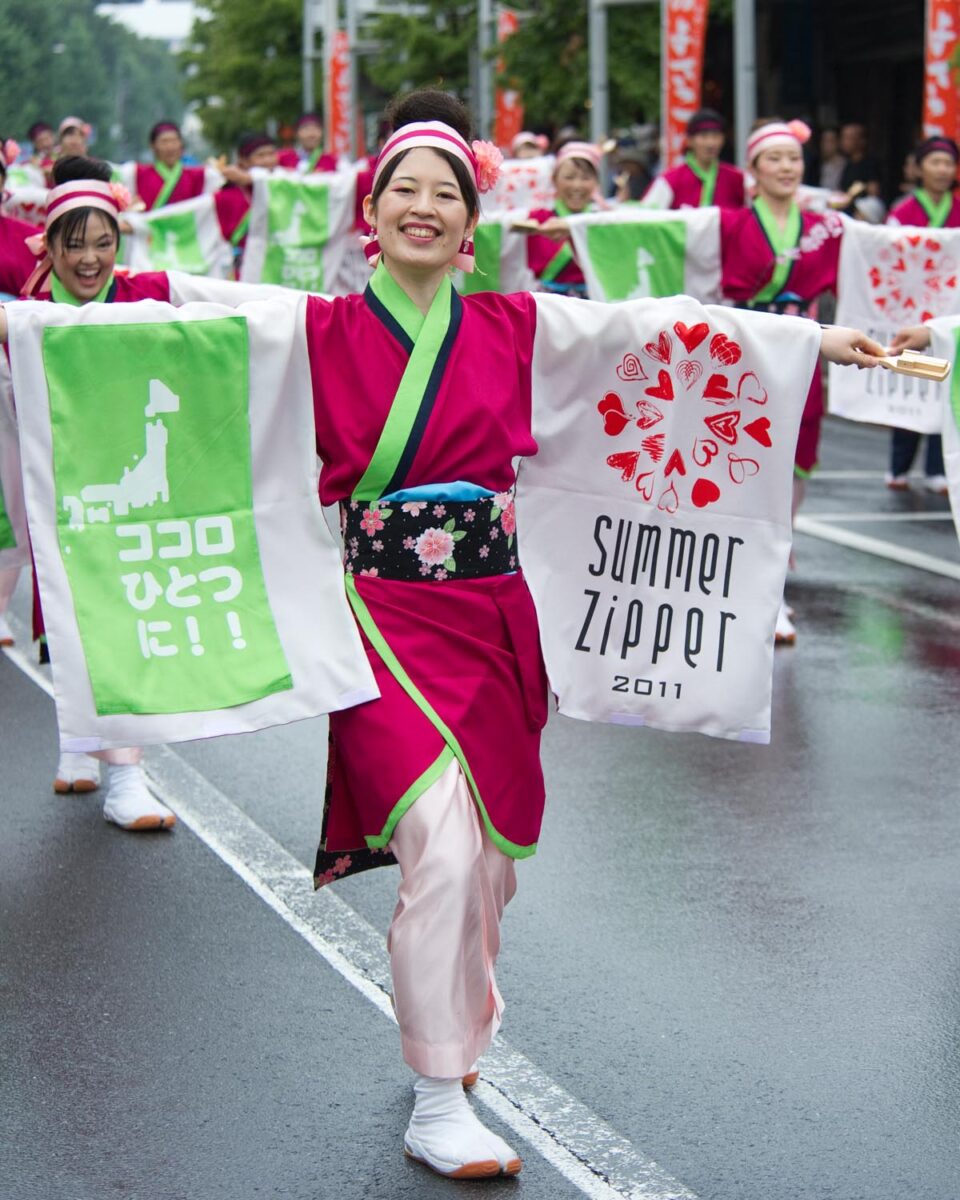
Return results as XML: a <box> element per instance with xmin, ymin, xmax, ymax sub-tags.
<box><xmin>535</xmin><ymin>217</ymin><xmax>570</xmax><ymax>241</ymax></box>
<box><xmin>0</xmin><ymin>305</ymin><xmax>8</xmax><ymax>345</ymax></box>
<box><xmin>887</xmin><ymin>325</ymin><xmax>932</xmax><ymax>354</ymax></box>
<box><xmin>221</xmin><ymin>163</ymin><xmax>252</xmax><ymax>187</ymax></box>
<box><xmin>819</xmin><ymin>325</ymin><xmax>885</xmax><ymax>367</ymax></box>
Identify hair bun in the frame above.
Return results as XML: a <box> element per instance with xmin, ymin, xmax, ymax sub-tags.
<box><xmin>386</xmin><ymin>88</ymin><xmax>473</xmax><ymax>142</ymax></box>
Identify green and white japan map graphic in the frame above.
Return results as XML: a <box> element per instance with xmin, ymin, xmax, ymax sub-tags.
<box><xmin>263</xmin><ymin>179</ymin><xmax>330</xmax><ymax>291</ymax></box>
<box><xmin>42</xmin><ymin>316</ymin><xmax>292</xmax><ymax>715</ymax></box>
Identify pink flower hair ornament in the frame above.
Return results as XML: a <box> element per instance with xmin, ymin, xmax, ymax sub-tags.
<box><xmin>108</xmin><ymin>182</ymin><xmax>134</xmax><ymax>212</ymax></box>
<box><xmin>787</xmin><ymin>119</ymin><xmax>812</xmax><ymax>145</ymax></box>
<box><xmin>471</xmin><ymin>139</ymin><xmax>503</xmax><ymax>192</ymax></box>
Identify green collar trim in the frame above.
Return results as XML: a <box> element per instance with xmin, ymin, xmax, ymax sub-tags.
<box><xmin>750</xmin><ymin>197</ymin><xmax>802</xmax><ymax>304</ymax></box>
<box><xmin>915</xmin><ymin>188</ymin><xmax>953</xmax><ymax>228</ymax></box>
<box><xmin>354</xmin><ymin>263</ymin><xmax>456</xmax><ymax>500</ymax></box>
<box><xmin>538</xmin><ymin>200</ymin><xmax>577</xmax><ymax>282</ymax></box>
<box><xmin>307</xmin><ymin>146</ymin><xmax>324</xmax><ymax>172</ymax></box>
<box><xmin>153</xmin><ymin>160</ymin><xmax>184</xmax><ymax>209</ymax></box>
<box><xmin>685</xmin><ymin>153</ymin><xmax>719</xmax><ymax>207</ymax></box>
<box><xmin>368</xmin><ymin>259</ymin><xmax>428</xmax><ymax>343</ymax></box>
<box><xmin>50</xmin><ymin>273</ymin><xmax>115</xmax><ymax>306</ymax></box>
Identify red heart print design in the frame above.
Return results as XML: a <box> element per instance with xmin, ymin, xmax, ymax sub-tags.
<box><xmin>664</xmin><ymin>448</ymin><xmax>687</xmax><ymax>477</ymax></box>
<box><xmin>677</xmin><ymin>359</ymin><xmax>703</xmax><ymax>390</ymax></box>
<box><xmin>728</xmin><ymin>454</ymin><xmax>760</xmax><ymax>484</ymax></box>
<box><xmin>657</xmin><ymin>481</ymin><xmax>679</xmax><ymax>514</ymax></box>
<box><xmin>704</xmin><ymin>410</ymin><xmax>741</xmax><ymax>445</ymax></box>
<box><xmin>607</xmin><ymin>450</ymin><xmax>640</xmax><ymax>482</ymax></box>
<box><xmin>635</xmin><ymin>399</ymin><xmax>664</xmax><ymax>430</ymax></box>
<box><xmin>737</xmin><ymin>371</ymin><xmax>768</xmax><ymax>405</ymax></box>
<box><xmin>643</xmin><ymin>331</ymin><xmax>673</xmax><ymax>365</ymax></box>
<box><xmin>598</xmin><ymin>392</ymin><xmax>631</xmax><ymax>436</ymax></box>
<box><xmin>691</xmin><ymin>477</ymin><xmax>722</xmax><ymax>508</ymax></box>
<box><xmin>743</xmin><ymin>416</ymin><xmax>772</xmax><ymax>447</ymax></box>
<box><xmin>616</xmin><ymin>352</ymin><xmax>647</xmax><ymax>382</ymax></box>
<box><xmin>709</xmin><ymin>333</ymin><xmax>742</xmax><ymax>366</ymax></box>
<box><xmin>693</xmin><ymin>437</ymin><xmax>719</xmax><ymax>467</ymax></box>
<box><xmin>926</xmin><ymin>237</ymin><xmax>942</xmax><ymax>252</ymax></box>
<box><xmin>703</xmin><ymin>373</ymin><xmax>734</xmax><ymax>404</ymax></box>
<box><xmin>907</xmin><ymin>235</ymin><xmax>921</xmax><ymax>248</ymax></box>
<box><xmin>635</xmin><ymin>471</ymin><xmax>655</xmax><ymax>500</ymax></box>
<box><xmin>644</xmin><ymin>370</ymin><xmax>674</xmax><ymax>402</ymax></box>
<box><xmin>642</xmin><ymin>433</ymin><xmax>665</xmax><ymax>463</ymax></box>
<box><xmin>673</xmin><ymin>320</ymin><xmax>709</xmax><ymax>353</ymax></box>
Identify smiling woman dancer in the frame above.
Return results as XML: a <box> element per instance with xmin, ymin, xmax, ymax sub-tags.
<box><xmin>306</xmin><ymin>92</ymin><xmax>879</xmax><ymax>1179</ymax></box>
<box><xmin>0</xmin><ymin>89</ymin><xmax>884</xmax><ymax>1180</ymax></box>
<box><xmin>21</xmin><ymin>154</ymin><xmax>174</xmax><ymax>826</ymax></box>
<box><xmin>522</xmin><ymin>141</ymin><xmax>602</xmax><ymax>296</ymax></box>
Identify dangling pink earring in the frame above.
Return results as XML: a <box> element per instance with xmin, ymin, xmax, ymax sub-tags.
<box><xmin>454</xmin><ymin>237</ymin><xmax>476</xmax><ymax>274</ymax></box>
<box><xmin>360</xmin><ymin>226</ymin><xmax>382</xmax><ymax>268</ymax></box>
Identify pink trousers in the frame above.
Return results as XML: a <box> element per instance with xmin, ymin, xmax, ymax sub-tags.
<box><xmin>387</xmin><ymin>757</ymin><xmax>517</xmax><ymax>1078</ymax></box>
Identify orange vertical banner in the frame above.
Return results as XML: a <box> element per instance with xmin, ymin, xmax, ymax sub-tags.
<box><xmin>494</xmin><ymin>8</ymin><xmax>524</xmax><ymax>152</ymax></box>
<box><xmin>924</xmin><ymin>0</ymin><xmax>960</xmax><ymax>140</ymax></box>
<box><xmin>326</xmin><ymin>29</ymin><xmax>351</xmax><ymax>157</ymax></box>
<box><xmin>663</xmin><ymin>0</ymin><xmax>710</xmax><ymax>168</ymax></box>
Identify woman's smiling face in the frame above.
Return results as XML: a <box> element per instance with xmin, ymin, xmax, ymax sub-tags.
<box><xmin>49</xmin><ymin>210</ymin><xmax>118</xmax><ymax>301</ymax></box>
<box><xmin>364</xmin><ymin>147</ymin><xmax>476</xmax><ymax>276</ymax></box>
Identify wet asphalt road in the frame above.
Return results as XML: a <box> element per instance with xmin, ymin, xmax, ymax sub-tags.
<box><xmin>2</xmin><ymin>416</ymin><xmax>960</xmax><ymax>1200</ymax></box>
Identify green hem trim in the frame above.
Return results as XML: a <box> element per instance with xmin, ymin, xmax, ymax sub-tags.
<box><xmin>345</xmin><ymin>574</ymin><xmax>537</xmax><ymax>860</ymax></box>
<box><xmin>793</xmin><ymin>463</ymin><xmax>815</xmax><ymax>479</ymax></box>
<box><xmin>352</xmin><ymin>266</ymin><xmax>453</xmax><ymax>502</ymax></box>
<box><xmin>366</xmin><ymin>746</ymin><xmax>455</xmax><ymax>848</ymax></box>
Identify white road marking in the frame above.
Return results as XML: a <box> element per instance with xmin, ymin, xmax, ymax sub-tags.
<box><xmin>802</xmin><ymin>511</ymin><xmax>954</xmax><ymax>523</ymax></box>
<box><xmin>794</xmin><ymin>515</ymin><xmax>960</xmax><ymax>581</ymax></box>
<box><xmin>1</xmin><ymin>614</ymin><xmax>697</xmax><ymax>1200</ymax></box>
<box><xmin>812</xmin><ymin>469</ymin><xmax>890</xmax><ymax>480</ymax></box>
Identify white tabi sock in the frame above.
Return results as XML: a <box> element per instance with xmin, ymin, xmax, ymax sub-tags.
<box><xmin>404</xmin><ymin>1073</ymin><xmax>521</xmax><ymax>1178</ymax></box>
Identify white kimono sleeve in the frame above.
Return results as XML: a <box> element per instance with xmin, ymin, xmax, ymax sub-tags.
<box><xmin>518</xmin><ymin>293</ymin><xmax>820</xmax><ymax>742</ymax></box>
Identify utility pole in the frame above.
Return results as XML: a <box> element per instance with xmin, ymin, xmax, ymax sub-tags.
<box><xmin>477</xmin><ymin>0</ymin><xmax>494</xmax><ymax>140</ymax></box>
<box><xmin>302</xmin><ymin>0</ymin><xmax>315</xmax><ymax>112</ymax></box>
<box><xmin>733</xmin><ymin>0</ymin><xmax>756</xmax><ymax>162</ymax></box>
<box><xmin>588</xmin><ymin>0</ymin><xmax>609</xmax><ymax>146</ymax></box>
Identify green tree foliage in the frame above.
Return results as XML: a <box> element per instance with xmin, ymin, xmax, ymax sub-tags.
<box><xmin>181</xmin><ymin>0</ymin><xmax>305</xmax><ymax>153</ymax></box>
<box><xmin>0</xmin><ymin>0</ymin><xmax>182</xmax><ymax>160</ymax></box>
<box><xmin>362</xmin><ymin>2</ymin><xmax>475</xmax><ymax>98</ymax></box>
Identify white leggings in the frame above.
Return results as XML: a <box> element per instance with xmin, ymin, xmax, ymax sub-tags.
<box><xmin>387</xmin><ymin>757</ymin><xmax>516</xmax><ymax>1077</ymax></box>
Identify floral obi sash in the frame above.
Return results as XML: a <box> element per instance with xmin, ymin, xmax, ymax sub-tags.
<box><xmin>341</xmin><ymin>494</ymin><xmax>518</xmax><ymax>581</ymax></box>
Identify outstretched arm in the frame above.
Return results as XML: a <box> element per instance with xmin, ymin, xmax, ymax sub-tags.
<box><xmin>819</xmin><ymin>325</ymin><xmax>885</xmax><ymax>367</ymax></box>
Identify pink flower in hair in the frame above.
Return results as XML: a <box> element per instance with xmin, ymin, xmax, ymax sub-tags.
<box><xmin>787</xmin><ymin>120</ymin><xmax>812</xmax><ymax>144</ymax></box>
<box><xmin>472</xmin><ymin>140</ymin><xmax>503</xmax><ymax>193</ymax></box>
<box><xmin>109</xmin><ymin>182</ymin><xmax>133</xmax><ymax>212</ymax></box>
<box><xmin>3</xmin><ymin>139</ymin><xmax>20</xmax><ymax>166</ymax></box>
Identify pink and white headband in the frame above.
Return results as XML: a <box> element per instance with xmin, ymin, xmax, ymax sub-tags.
<box><xmin>556</xmin><ymin>141</ymin><xmax>602</xmax><ymax>173</ymax></box>
<box><xmin>43</xmin><ymin>179</ymin><xmax>124</xmax><ymax>230</ymax></box>
<box><xmin>372</xmin><ymin>120</ymin><xmax>503</xmax><ymax>196</ymax></box>
<box><xmin>511</xmin><ymin>131</ymin><xmax>549</xmax><ymax>155</ymax></box>
<box><xmin>746</xmin><ymin>120</ymin><xmax>811</xmax><ymax>165</ymax></box>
